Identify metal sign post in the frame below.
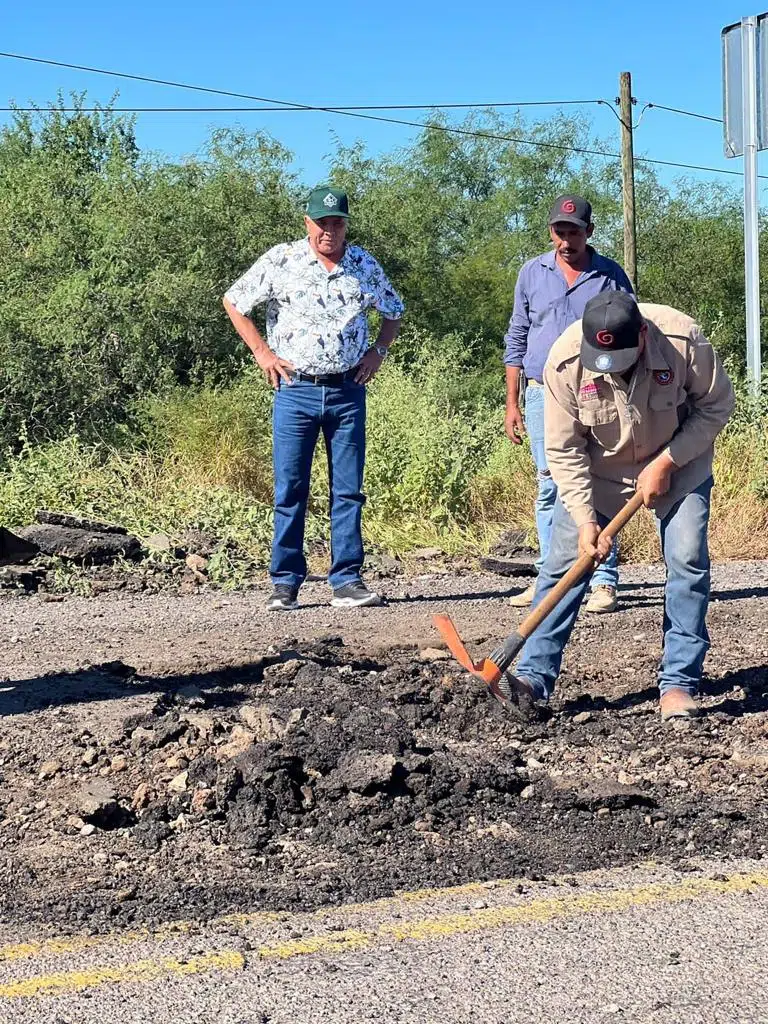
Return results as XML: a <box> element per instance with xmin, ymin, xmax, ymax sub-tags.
<box><xmin>723</xmin><ymin>13</ymin><xmax>768</xmax><ymax>396</ymax></box>
<box><xmin>742</xmin><ymin>17</ymin><xmax>761</xmax><ymax>394</ymax></box>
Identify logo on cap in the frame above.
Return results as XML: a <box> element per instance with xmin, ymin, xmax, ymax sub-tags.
<box><xmin>323</xmin><ymin>193</ymin><xmax>338</xmax><ymax>208</ymax></box>
<box><xmin>595</xmin><ymin>330</ymin><xmax>614</xmax><ymax>347</ymax></box>
<box><xmin>653</xmin><ymin>370</ymin><xmax>674</xmax><ymax>386</ymax></box>
<box><xmin>595</xmin><ymin>354</ymin><xmax>613</xmax><ymax>371</ymax></box>
<box><xmin>562</xmin><ymin>200</ymin><xmax>576</xmax><ymax>214</ymax></box>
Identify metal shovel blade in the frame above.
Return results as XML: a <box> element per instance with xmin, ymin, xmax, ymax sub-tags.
<box><xmin>433</xmin><ymin>614</ymin><xmax>503</xmax><ymax>686</ymax></box>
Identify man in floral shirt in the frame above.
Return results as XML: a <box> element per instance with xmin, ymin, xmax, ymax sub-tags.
<box><xmin>224</xmin><ymin>186</ymin><xmax>404</xmax><ymax>610</ymax></box>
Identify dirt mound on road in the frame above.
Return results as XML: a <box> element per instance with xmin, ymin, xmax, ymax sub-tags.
<box><xmin>2</xmin><ymin>633</ymin><xmax>767</xmax><ymax>932</ymax></box>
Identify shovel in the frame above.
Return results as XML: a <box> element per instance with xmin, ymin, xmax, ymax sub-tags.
<box><xmin>434</xmin><ymin>492</ymin><xmax>644</xmax><ymax>705</ymax></box>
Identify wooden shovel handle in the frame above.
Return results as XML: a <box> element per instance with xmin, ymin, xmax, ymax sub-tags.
<box><xmin>517</xmin><ymin>491</ymin><xmax>645</xmax><ymax>641</ymax></box>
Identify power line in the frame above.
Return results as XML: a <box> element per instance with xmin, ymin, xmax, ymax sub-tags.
<box><xmin>0</xmin><ymin>54</ymin><xmax>629</xmax><ymax>162</ymax></box>
<box><xmin>0</xmin><ymin>102</ymin><xmax>724</xmax><ymax>128</ymax></box>
<box><xmin>0</xmin><ymin>50</ymin><xmax>757</xmax><ymax>180</ymax></box>
<box><xmin>619</xmin><ymin>100</ymin><xmax>722</xmax><ymax>131</ymax></box>
<box><xmin>4</xmin><ymin>102</ymin><xmax>760</xmax><ymax>180</ymax></box>
<box><xmin>0</xmin><ymin>50</ymin><xmax>308</xmax><ymax>107</ymax></box>
<box><xmin>0</xmin><ymin>50</ymin><xmax>725</xmax><ymax>124</ymax></box>
<box><xmin>0</xmin><ymin>97</ymin><xmax>629</xmax><ymax>161</ymax></box>
<box><xmin>263</xmin><ymin>98</ymin><xmax>607</xmax><ymax>111</ymax></box>
<box><xmin>0</xmin><ymin>51</ymin><xmax>608</xmax><ymax>115</ymax></box>
<box><xmin>0</xmin><ymin>104</ymin><xmax>602</xmax><ymax>113</ymax></box>
<box><xmin>645</xmin><ymin>102</ymin><xmax>723</xmax><ymax>125</ymax></box>
<box><xmin>636</xmin><ymin>154</ymin><xmax>753</xmax><ymax>177</ymax></box>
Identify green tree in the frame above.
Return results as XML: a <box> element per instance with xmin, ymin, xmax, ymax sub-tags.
<box><xmin>0</xmin><ymin>101</ymin><xmax>301</xmax><ymax>448</ymax></box>
<box><xmin>330</xmin><ymin>111</ymin><xmax>627</xmax><ymax>365</ymax></box>
<box><xmin>0</xmin><ymin>97</ymin><xmax>760</xmax><ymax>457</ymax></box>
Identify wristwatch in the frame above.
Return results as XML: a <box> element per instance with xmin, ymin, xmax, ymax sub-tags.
<box><xmin>374</xmin><ymin>345</ymin><xmax>389</xmax><ymax>359</ymax></box>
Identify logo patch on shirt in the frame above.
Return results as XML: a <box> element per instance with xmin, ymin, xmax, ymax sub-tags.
<box><xmin>653</xmin><ymin>369</ymin><xmax>674</xmax><ymax>386</ymax></box>
<box><xmin>579</xmin><ymin>381</ymin><xmax>600</xmax><ymax>401</ymax></box>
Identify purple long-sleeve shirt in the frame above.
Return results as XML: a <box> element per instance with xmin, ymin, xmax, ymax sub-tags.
<box><xmin>503</xmin><ymin>248</ymin><xmax>634</xmax><ymax>382</ymax></box>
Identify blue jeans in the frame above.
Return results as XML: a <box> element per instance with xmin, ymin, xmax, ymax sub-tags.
<box><xmin>271</xmin><ymin>378</ymin><xmax>366</xmax><ymax>591</ymax></box>
<box><xmin>515</xmin><ymin>477</ymin><xmax>713</xmax><ymax>699</ymax></box>
<box><xmin>524</xmin><ymin>383</ymin><xmax>618</xmax><ymax>588</ymax></box>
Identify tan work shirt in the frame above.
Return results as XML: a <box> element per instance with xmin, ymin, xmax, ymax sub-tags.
<box><xmin>543</xmin><ymin>303</ymin><xmax>735</xmax><ymax>526</ymax></box>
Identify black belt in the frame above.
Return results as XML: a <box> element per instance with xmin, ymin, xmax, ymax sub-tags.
<box><xmin>291</xmin><ymin>369</ymin><xmax>357</xmax><ymax>386</ymax></box>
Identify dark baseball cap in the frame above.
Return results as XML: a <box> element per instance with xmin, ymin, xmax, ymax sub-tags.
<box><xmin>581</xmin><ymin>292</ymin><xmax>644</xmax><ymax>374</ymax></box>
<box><xmin>306</xmin><ymin>185</ymin><xmax>350</xmax><ymax>221</ymax></box>
<box><xmin>549</xmin><ymin>194</ymin><xmax>592</xmax><ymax>229</ymax></box>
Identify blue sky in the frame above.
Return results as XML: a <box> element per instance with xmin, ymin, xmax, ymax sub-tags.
<box><xmin>0</xmin><ymin>0</ymin><xmax>762</xmax><ymax>193</ymax></box>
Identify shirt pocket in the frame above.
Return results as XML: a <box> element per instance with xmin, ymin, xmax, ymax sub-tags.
<box><xmin>649</xmin><ymin>387</ymin><xmax>688</xmax><ymax>432</ymax></box>
<box><xmin>529</xmin><ymin>295</ymin><xmax>559</xmax><ymax>328</ymax></box>
<box><xmin>649</xmin><ymin>389</ymin><xmax>681</xmax><ymax>412</ymax></box>
<box><xmin>577</xmin><ymin>405</ymin><xmax>620</xmax><ymax>450</ymax></box>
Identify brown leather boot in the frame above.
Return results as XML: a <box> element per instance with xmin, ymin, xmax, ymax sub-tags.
<box><xmin>660</xmin><ymin>688</ymin><xmax>699</xmax><ymax>722</ymax></box>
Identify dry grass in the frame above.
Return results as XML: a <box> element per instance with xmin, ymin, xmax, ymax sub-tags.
<box><xmin>1</xmin><ymin>371</ymin><xmax>765</xmax><ymax>576</ymax></box>
<box><xmin>708</xmin><ymin>423</ymin><xmax>768</xmax><ymax>560</ymax></box>
<box><xmin>470</xmin><ymin>422</ymin><xmax>768</xmax><ymax>564</ymax></box>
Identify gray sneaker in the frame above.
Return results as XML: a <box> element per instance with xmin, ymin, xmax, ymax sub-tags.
<box><xmin>266</xmin><ymin>585</ymin><xmax>299</xmax><ymax>611</ymax></box>
<box><xmin>330</xmin><ymin>582</ymin><xmax>382</xmax><ymax>608</ymax></box>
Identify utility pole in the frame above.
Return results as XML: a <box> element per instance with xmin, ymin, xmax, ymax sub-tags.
<box><xmin>618</xmin><ymin>72</ymin><xmax>638</xmax><ymax>293</ymax></box>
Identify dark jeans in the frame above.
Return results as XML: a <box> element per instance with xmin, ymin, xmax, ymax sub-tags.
<box><xmin>271</xmin><ymin>378</ymin><xmax>366</xmax><ymax>590</ymax></box>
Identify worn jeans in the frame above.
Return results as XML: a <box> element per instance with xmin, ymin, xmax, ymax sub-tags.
<box><xmin>515</xmin><ymin>477</ymin><xmax>713</xmax><ymax>699</ymax></box>
<box><xmin>524</xmin><ymin>382</ymin><xmax>618</xmax><ymax>588</ymax></box>
<box><xmin>271</xmin><ymin>378</ymin><xmax>366</xmax><ymax>591</ymax></box>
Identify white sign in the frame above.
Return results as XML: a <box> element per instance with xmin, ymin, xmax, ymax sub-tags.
<box><xmin>722</xmin><ymin>13</ymin><xmax>768</xmax><ymax>157</ymax></box>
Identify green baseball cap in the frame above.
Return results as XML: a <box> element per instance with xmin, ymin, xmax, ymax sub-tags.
<box><xmin>306</xmin><ymin>185</ymin><xmax>350</xmax><ymax>221</ymax></box>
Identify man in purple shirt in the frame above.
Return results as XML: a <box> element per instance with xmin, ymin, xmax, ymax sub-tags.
<box><xmin>503</xmin><ymin>195</ymin><xmax>634</xmax><ymax>613</ymax></box>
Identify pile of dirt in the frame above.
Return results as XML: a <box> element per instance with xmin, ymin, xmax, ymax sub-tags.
<box><xmin>1</xmin><ymin>634</ymin><xmax>767</xmax><ymax>931</ymax></box>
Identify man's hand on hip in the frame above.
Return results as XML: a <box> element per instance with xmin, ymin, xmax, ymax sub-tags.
<box><xmin>578</xmin><ymin>523</ymin><xmax>612</xmax><ymax>566</ymax></box>
<box><xmin>505</xmin><ymin>404</ymin><xmax>525</xmax><ymax>444</ymax></box>
<box><xmin>353</xmin><ymin>348</ymin><xmax>385</xmax><ymax>385</ymax></box>
<box><xmin>637</xmin><ymin>452</ymin><xmax>676</xmax><ymax>508</ymax></box>
<box><xmin>255</xmin><ymin>349</ymin><xmax>295</xmax><ymax>390</ymax></box>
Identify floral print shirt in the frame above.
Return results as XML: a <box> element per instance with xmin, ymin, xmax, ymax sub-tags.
<box><xmin>225</xmin><ymin>238</ymin><xmax>405</xmax><ymax>373</ymax></box>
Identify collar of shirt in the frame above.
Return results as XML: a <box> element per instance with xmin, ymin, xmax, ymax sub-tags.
<box><xmin>303</xmin><ymin>236</ymin><xmax>352</xmax><ymax>278</ymax></box>
<box><xmin>537</xmin><ymin>246</ymin><xmax>609</xmax><ymax>284</ymax></box>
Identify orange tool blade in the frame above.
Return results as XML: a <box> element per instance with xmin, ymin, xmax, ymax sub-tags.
<box><xmin>433</xmin><ymin>614</ymin><xmax>502</xmax><ymax>685</ymax></box>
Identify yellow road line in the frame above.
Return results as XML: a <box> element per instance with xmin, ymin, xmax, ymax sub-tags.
<box><xmin>3</xmin><ymin>872</ymin><xmax>765</xmax><ymax>974</ymax></box>
<box><xmin>255</xmin><ymin>872</ymin><xmax>768</xmax><ymax>959</ymax></box>
<box><xmin>0</xmin><ymin>950</ymin><xmax>244</xmax><ymax>1000</ymax></box>
<box><xmin>3</xmin><ymin>872</ymin><xmax>765</xmax><ymax>1001</ymax></box>
<box><xmin>0</xmin><ymin>877</ymin><xmax>520</xmax><ymax>966</ymax></box>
